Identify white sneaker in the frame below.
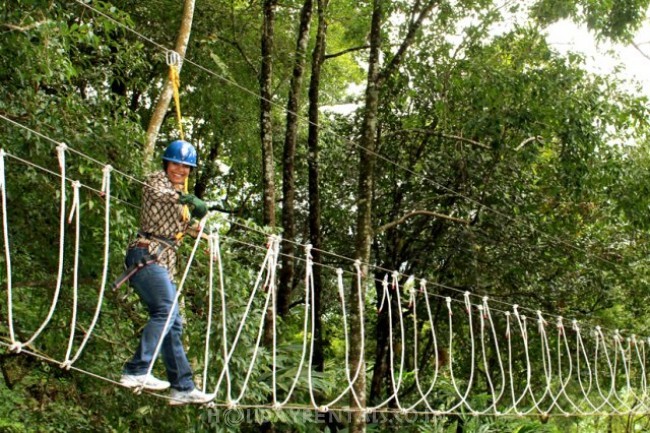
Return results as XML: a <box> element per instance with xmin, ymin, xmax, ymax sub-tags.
<box><xmin>169</xmin><ymin>388</ymin><xmax>214</xmax><ymax>406</ymax></box>
<box><xmin>120</xmin><ymin>374</ymin><xmax>170</xmax><ymax>391</ymax></box>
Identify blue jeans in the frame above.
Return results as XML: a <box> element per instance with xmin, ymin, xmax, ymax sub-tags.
<box><xmin>123</xmin><ymin>247</ymin><xmax>194</xmax><ymax>391</ymax></box>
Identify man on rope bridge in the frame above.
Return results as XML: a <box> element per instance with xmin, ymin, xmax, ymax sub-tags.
<box><xmin>116</xmin><ymin>140</ymin><xmax>211</xmax><ymax>406</ymax></box>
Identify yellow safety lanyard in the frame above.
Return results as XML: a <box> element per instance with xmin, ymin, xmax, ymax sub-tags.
<box><xmin>169</xmin><ymin>64</ymin><xmax>185</xmax><ymax>141</ymax></box>
<box><xmin>167</xmin><ymin>50</ymin><xmax>191</xmax><ymax>229</ymax></box>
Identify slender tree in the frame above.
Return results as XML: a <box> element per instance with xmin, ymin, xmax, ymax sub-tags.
<box><xmin>307</xmin><ymin>0</ymin><xmax>329</xmax><ymax>373</ymax></box>
<box><xmin>350</xmin><ymin>1</ymin><xmax>441</xmax><ymax>431</ymax></box>
<box><xmin>278</xmin><ymin>0</ymin><xmax>314</xmax><ymax>317</ymax></box>
<box><xmin>260</xmin><ymin>0</ymin><xmax>278</xmax><ymax>229</ymax></box>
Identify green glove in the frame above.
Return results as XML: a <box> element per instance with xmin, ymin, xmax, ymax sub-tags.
<box><xmin>179</xmin><ymin>194</ymin><xmax>208</xmax><ymax>219</ymax></box>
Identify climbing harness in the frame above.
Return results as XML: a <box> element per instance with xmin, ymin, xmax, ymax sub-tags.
<box><xmin>110</xmin><ymin>232</ymin><xmax>178</xmax><ymax>291</ymax></box>
<box><xmin>110</xmin><ymin>253</ymin><xmax>158</xmax><ymax>291</ymax></box>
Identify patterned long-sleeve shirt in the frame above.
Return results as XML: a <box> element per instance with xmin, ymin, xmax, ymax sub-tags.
<box><xmin>130</xmin><ymin>170</ymin><xmax>190</xmax><ymax>278</ymax></box>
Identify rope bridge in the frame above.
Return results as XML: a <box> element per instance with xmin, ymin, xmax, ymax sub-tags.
<box><xmin>0</xmin><ymin>142</ymin><xmax>649</xmax><ymax>418</ymax></box>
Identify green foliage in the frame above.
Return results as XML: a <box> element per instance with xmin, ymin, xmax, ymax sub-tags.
<box><xmin>529</xmin><ymin>0</ymin><xmax>650</xmax><ymax>41</ymax></box>
<box><xmin>2</xmin><ymin>0</ymin><xmax>650</xmax><ymax>432</ymax></box>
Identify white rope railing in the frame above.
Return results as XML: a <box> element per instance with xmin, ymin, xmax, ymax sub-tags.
<box><xmin>210</xmin><ymin>235</ymin><xmax>280</xmax><ymax>405</ymax></box>
<box><xmin>367</xmin><ymin>272</ymin><xmax>407</xmax><ymax>412</ymax></box>
<box><xmin>228</xmin><ymin>235</ymin><xmax>280</xmax><ymax>406</ymax></box>
<box><xmin>0</xmin><ymin>149</ymin><xmax>16</xmax><ymax>345</ymax></box>
<box><xmin>64</xmin><ymin>164</ymin><xmax>113</xmax><ymax>368</ymax></box>
<box><xmin>201</xmin><ymin>231</ymin><xmax>218</xmax><ymax>394</ymax></box>
<box><xmin>2</xmin><ymin>147</ymin><xmax>650</xmax><ymax>417</ymax></box>
<box><xmin>406</xmin><ymin>279</ymin><xmax>439</xmax><ymax>413</ymax></box>
<box><xmin>276</xmin><ymin>244</ymin><xmax>313</xmax><ymax>407</ymax></box>
<box><xmin>62</xmin><ymin>180</ymin><xmax>82</xmax><ymax>368</ymax></box>
<box><xmin>2</xmin><ymin>144</ymin><xmax>69</xmax><ymax>353</ymax></box>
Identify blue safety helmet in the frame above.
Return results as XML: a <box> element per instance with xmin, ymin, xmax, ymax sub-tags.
<box><xmin>162</xmin><ymin>140</ymin><xmax>197</xmax><ymax>167</ymax></box>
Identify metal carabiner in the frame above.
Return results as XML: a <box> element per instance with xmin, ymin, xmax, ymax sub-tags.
<box><xmin>166</xmin><ymin>50</ymin><xmax>181</xmax><ymax>67</ymax></box>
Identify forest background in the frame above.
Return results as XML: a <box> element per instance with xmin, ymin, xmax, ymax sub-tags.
<box><xmin>2</xmin><ymin>0</ymin><xmax>650</xmax><ymax>432</ymax></box>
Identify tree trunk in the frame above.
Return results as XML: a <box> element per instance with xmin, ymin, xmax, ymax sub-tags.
<box><xmin>278</xmin><ymin>0</ymin><xmax>314</xmax><ymax>317</ymax></box>
<box><xmin>349</xmin><ymin>1</ymin><xmax>383</xmax><ymax>431</ymax></box>
<box><xmin>144</xmin><ymin>0</ymin><xmax>196</xmax><ymax>166</ymax></box>
<box><xmin>307</xmin><ymin>0</ymin><xmax>329</xmax><ymax>373</ymax></box>
<box><xmin>193</xmin><ymin>139</ymin><xmax>220</xmax><ymax>199</ymax></box>
<box><xmin>260</xmin><ymin>0</ymin><xmax>278</xmax><ymax>371</ymax></box>
<box><xmin>369</xmin><ymin>278</ymin><xmax>390</xmax><ymax>405</ymax></box>
<box><xmin>350</xmin><ymin>2</ymin><xmax>440</xmax><ymax>431</ymax></box>
<box><xmin>260</xmin><ymin>0</ymin><xmax>277</xmax><ymax>229</ymax></box>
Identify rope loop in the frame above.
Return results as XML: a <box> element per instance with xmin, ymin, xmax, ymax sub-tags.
<box><xmin>101</xmin><ymin>165</ymin><xmax>112</xmax><ymax>194</ymax></box>
<box><xmin>68</xmin><ymin>181</ymin><xmax>81</xmax><ymax>223</ymax></box>
<box><xmin>445</xmin><ymin>297</ymin><xmax>453</xmax><ymax>316</ymax></box>
<box><xmin>56</xmin><ymin>143</ymin><xmax>67</xmax><ymax>169</ymax></box>
<box><xmin>482</xmin><ymin>297</ymin><xmax>491</xmax><ymax>318</ymax></box>
<box><xmin>336</xmin><ymin>268</ymin><xmax>345</xmax><ymax>299</ymax></box>
<box><xmin>390</xmin><ymin>271</ymin><xmax>399</xmax><ymax>290</ymax></box>
<box><xmin>378</xmin><ymin>275</ymin><xmax>389</xmax><ymax>313</ymax></box>
<box><xmin>407</xmin><ymin>277</ymin><xmax>416</xmax><ymax>307</ymax></box>
<box><xmin>353</xmin><ymin>259</ymin><xmax>363</xmax><ymax>279</ymax></box>
<box><xmin>536</xmin><ymin>310</ymin><xmax>546</xmax><ymax>327</ymax></box>
<box><xmin>267</xmin><ymin>234</ymin><xmax>279</xmax><ymax>249</ymax></box>
<box><xmin>463</xmin><ymin>291</ymin><xmax>471</xmax><ymax>314</ymax></box>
